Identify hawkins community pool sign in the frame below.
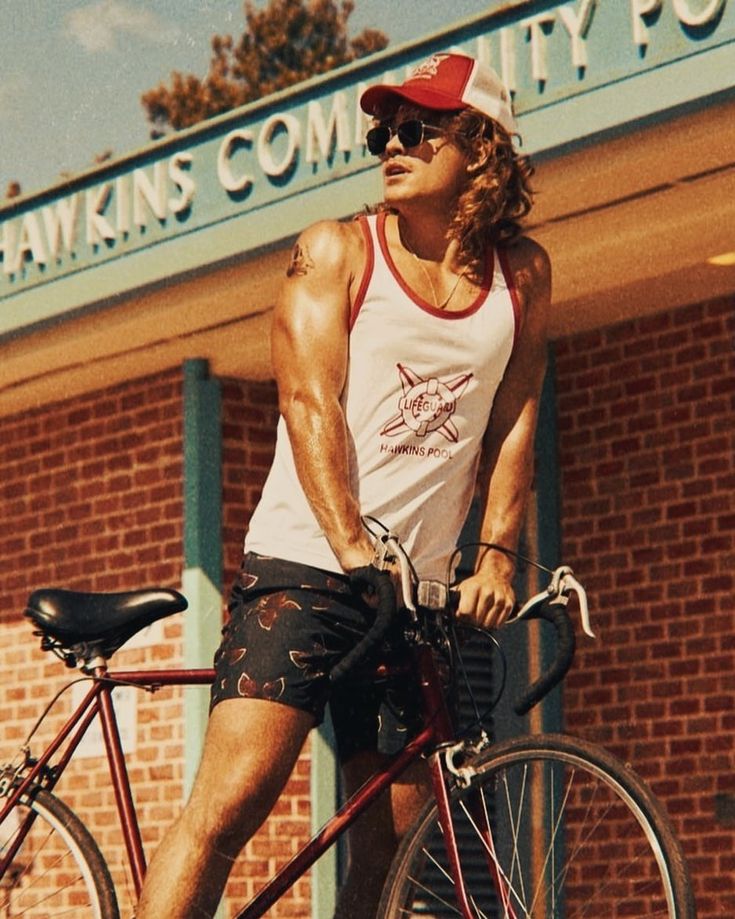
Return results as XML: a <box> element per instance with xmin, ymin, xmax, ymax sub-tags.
<box><xmin>1</xmin><ymin>0</ymin><xmax>733</xmax><ymax>337</ymax></box>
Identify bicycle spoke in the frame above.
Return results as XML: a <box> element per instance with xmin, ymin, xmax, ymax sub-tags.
<box><xmin>12</xmin><ymin>882</ymin><xmax>88</xmax><ymax>917</ymax></box>
<box><xmin>405</xmin><ymin>854</ymin><xmax>492</xmax><ymax>919</ymax></box>
<box><xmin>3</xmin><ymin>839</ymin><xmax>86</xmax><ymax>916</ymax></box>
<box><xmin>527</xmin><ymin>762</ymin><xmax>574</xmax><ymax>916</ymax></box>
<box><xmin>499</xmin><ymin>762</ymin><xmax>529</xmax><ymax>913</ymax></box>
<box><xmin>548</xmin><ymin>765</ymin><xmax>672</xmax><ymax>919</ymax></box>
<box><xmin>404</xmin><ymin>869</ymin><xmax>464</xmax><ymax>915</ymax></box>
<box><xmin>458</xmin><ymin>798</ymin><xmax>530</xmax><ymax>918</ymax></box>
<box><xmin>408</xmin><ymin>842</ymin><xmax>492</xmax><ymax>918</ymax></box>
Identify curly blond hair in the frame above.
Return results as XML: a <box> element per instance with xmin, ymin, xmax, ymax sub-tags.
<box><xmin>447</xmin><ymin>109</ymin><xmax>535</xmax><ymax>263</ymax></box>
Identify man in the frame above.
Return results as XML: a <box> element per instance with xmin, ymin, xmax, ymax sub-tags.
<box><xmin>137</xmin><ymin>51</ymin><xmax>550</xmax><ymax>919</ymax></box>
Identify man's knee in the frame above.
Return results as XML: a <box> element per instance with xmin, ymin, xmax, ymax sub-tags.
<box><xmin>182</xmin><ymin>773</ymin><xmax>276</xmax><ymax>856</ymax></box>
<box><xmin>183</xmin><ymin>698</ymin><xmax>314</xmax><ymax>850</ymax></box>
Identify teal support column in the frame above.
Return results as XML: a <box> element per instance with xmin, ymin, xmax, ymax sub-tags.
<box><xmin>311</xmin><ymin>716</ymin><xmax>339</xmax><ymax>918</ymax></box>
<box><xmin>181</xmin><ymin>359</ymin><xmax>223</xmax><ymax>797</ymax></box>
<box><xmin>487</xmin><ymin>345</ymin><xmax>563</xmax><ymax>741</ymax></box>
<box><xmin>535</xmin><ymin>346</ymin><xmax>562</xmax><ymax>572</ymax></box>
<box><xmin>533</xmin><ymin>344</ymin><xmax>564</xmax><ymax>735</ymax></box>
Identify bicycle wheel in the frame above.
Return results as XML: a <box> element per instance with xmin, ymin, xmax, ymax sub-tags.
<box><xmin>380</xmin><ymin>733</ymin><xmax>695</xmax><ymax>918</ymax></box>
<box><xmin>0</xmin><ymin>784</ymin><xmax>119</xmax><ymax>918</ymax></box>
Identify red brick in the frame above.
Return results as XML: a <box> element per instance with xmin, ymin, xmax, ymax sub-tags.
<box><xmin>556</xmin><ymin>299</ymin><xmax>733</xmax><ymax>919</ymax></box>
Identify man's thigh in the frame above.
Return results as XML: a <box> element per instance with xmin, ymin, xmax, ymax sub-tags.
<box><xmin>186</xmin><ymin>697</ymin><xmax>315</xmax><ymax>835</ymax></box>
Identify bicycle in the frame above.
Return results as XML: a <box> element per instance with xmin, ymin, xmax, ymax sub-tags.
<box><xmin>0</xmin><ymin>528</ymin><xmax>696</xmax><ymax>918</ymax></box>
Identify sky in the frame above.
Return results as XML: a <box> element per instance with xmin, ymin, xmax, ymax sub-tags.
<box><xmin>1</xmin><ymin>0</ymin><xmax>502</xmax><ymax>197</ymax></box>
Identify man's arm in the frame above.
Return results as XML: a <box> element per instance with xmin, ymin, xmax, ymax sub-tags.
<box><xmin>271</xmin><ymin>219</ymin><xmax>375</xmax><ymax>573</ymax></box>
<box><xmin>456</xmin><ymin>237</ymin><xmax>551</xmax><ymax>628</ymax></box>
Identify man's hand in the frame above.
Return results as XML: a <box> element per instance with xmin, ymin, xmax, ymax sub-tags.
<box><xmin>455</xmin><ymin>550</ymin><xmax>516</xmax><ymax>629</ymax></box>
<box><xmin>339</xmin><ymin>541</ymin><xmax>378</xmax><ymax>575</ymax></box>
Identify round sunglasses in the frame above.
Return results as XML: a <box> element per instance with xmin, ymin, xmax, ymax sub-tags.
<box><xmin>365</xmin><ymin>119</ymin><xmax>451</xmax><ymax>156</ymax></box>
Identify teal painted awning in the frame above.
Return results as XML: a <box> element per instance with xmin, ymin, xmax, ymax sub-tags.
<box><xmin>1</xmin><ymin>0</ymin><xmax>733</xmax><ymax>339</ymax></box>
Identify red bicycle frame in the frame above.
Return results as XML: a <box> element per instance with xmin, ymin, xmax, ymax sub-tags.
<box><xmin>1</xmin><ymin>645</ymin><xmax>513</xmax><ymax>919</ymax></box>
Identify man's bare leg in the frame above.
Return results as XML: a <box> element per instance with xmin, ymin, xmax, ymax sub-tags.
<box><xmin>333</xmin><ymin>753</ymin><xmax>431</xmax><ymax>919</ymax></box>
<box><xmin>136</xmin><ymin>698</ymin><xmax>314</xmax><ymax>919</ymax></box>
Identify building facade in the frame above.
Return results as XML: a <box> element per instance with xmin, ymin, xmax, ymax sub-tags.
<box><xmin>1</xmin><ymin>1</ymin><xmax>734</xmax><ymax>915</ymax></box>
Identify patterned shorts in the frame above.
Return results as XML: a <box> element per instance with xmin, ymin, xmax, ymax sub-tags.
<box><xmin>210</xmin><ymin>553</ymin><xmax>423</xmax><ymax>761</ymax></box>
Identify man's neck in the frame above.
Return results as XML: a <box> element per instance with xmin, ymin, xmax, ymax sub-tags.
<box><xmin>394</xmin><ymin>209</ymin><xmax>459</xmax><ymax>267</ymax></box>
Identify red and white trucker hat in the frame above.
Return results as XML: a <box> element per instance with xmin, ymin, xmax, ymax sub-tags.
<box><xmin>360</xmin><ymin>52</ymin><xmax>517</xmax><ymax>135</ymax></box>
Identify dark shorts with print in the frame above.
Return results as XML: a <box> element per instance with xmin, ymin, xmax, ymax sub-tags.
<box><xmin>210</xmin><ymin>553</ymin><xmax>423</xmax><ymax>761</ymax></box>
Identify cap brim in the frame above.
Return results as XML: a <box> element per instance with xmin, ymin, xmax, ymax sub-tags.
<box><xmin>360</xmin><ymin>84</ymin><xmax>466</xmax><ymax>117</ymax></box>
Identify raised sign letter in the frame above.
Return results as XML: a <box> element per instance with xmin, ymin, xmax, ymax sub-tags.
<box><xmin>86</xmin><ymin>184</ymin><xmax>115</xmax><ymax>245</ymax></box>
<box><xmin>133</xmin><ymin>161</ymin><xmax>167</xmax><ymax>227</ymax></box>
<box><xmin>258</xmin><ymin>114</ymin><xmax>300</xmax><ymax>178</ymax></box>
<box><xmin>169</xmin><ymin>152</ymin><xmax>196</xmax><ymax>213</ymax></box>
<box><xmin>42</xmin><ymin>195</ymin><xmax>80</xmax><ymax>259</ymax></box>
<box><xmin>0</xmin><ymin>221</ymin><xmax>17</xmax><ymax>275</ymax></box>
<box><xmin>630</xmin><ymin>0</ymin><xmax>662</xmax><ymax>48</ymax></box>
<box><xmin>306</xmin><ymin>92</ymin><xmax>351</xmax><ymax>164</ymax></box>
<box><xmin>559</xmin><ymin>0</ymin><xmax>596</xmax><ymax>68</ymax></box>
<box><xmin>217</xmin><ymin>130</ymin><xmax>254</xmax><ymax>193</ymax></box>
<box><xmin>523</xmin><ymin>13</ymin><xmax>556</xmax><ymax>82</ymax></box>
<box><xmin>15</xmin><ymin>213</ymin><xmax>47</xmax><ymax>267</ymax></box>
<box><xmin>673</xmin><ymin>0</ymin><xmax>725</xmax><ymax>26</ymax></box>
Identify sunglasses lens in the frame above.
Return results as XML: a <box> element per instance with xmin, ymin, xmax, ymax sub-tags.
<box><xmin>396</xmin><ymin>120</ymin><xmax>424</xmax><ymax>148</ymax></box>
<box><xmin>366</xmin><ymin>125</ymin><xmax>390</xmax><ymax>155</ymax></box>
<box><xmin>366</xmin><ymin>120</ymin><xmax>427</xmax><ymax>155</ymax></box>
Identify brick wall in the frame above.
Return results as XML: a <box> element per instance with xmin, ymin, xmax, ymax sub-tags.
<box><xmin>0</xmin><ymin>368</ymin><xmax>185</xmax><ymax>616</ymax></box>
<box><xmin>0</xmin><ymin>366</ymin><xmax>186</xmax><ymax>915</ymax></box>
<box><xmin>221</xmin><ymin>378</ymin><xmax>280</xmax><ymax>588</ymax></box>
<box><xmin>555</xmin><ymin>296</ymin><xmax>734</xmax><ymax>917</ymax></box>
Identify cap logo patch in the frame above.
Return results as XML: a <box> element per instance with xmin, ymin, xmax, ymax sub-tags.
<box><xmin>408</xmin><ymin>54</ymin><xmax>446</xmax><ymax>81</ymax></box>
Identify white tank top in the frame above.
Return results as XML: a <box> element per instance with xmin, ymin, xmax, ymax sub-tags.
<box><xmin>245</xmin><ymin>211</ymin><xmax>520</xmax><ymax>579</ymax></box>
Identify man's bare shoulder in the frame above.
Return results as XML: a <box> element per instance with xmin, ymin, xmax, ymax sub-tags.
<box><xmin>501</xmin><ymin>236</ymin><xmax>551</xmax><ymax>343</ymax></box>
<box><xmin>285</xmin><ymin>219</ymin><xmax>364</xmax><ymax>281</ymax></box>
<box><xmin>502</xmin><ymin>235</ymin><xmax>551</xmax><ymax>287</ymax></box>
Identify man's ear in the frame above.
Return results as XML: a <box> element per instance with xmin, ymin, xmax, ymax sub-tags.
<box><xmin>466</xmin><ymin>139</ymin><xmax>493</xmax><ymax>176</ymax></box>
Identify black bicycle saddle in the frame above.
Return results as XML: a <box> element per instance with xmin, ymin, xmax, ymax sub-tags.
<box><xmin>25</xmin><ymin>588</ymin><xmax>187</xmax><ymax>645</ymax></box>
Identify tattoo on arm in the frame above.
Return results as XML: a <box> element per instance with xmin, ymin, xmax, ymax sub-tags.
<box><xmin>286</xmin><ymin>243</ymin><xmax>315</xmax><ymax>277</ymax></box>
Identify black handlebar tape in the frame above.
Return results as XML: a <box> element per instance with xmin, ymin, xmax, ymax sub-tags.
<box><xmin>513</xmin><ymin>605</ymin><xmax>576</xmax><ymax>716</ymax></box>
<box><xmin>329</xmin><ymin>566</ymin><xmax>397</xmax><ymax>683</ymax></box>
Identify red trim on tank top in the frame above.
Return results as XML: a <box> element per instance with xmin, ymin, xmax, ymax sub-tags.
<box><xmin>497</xmin><ymin>247</ymin><xmax>522</xmax><ymax>349</ymax></box>
<box><xmin>376</xmin><ymin>211</ymin><xmax>493</xmax><ymax>320</ymax></box>
<box><xmin>349</xmin><ymin>216</ymin><xmax>375</xmax><ymax>330</ymax></box>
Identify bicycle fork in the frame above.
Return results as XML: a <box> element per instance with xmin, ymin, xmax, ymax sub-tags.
<box><xmin>427</xmin><ymin>747</ymin><xmax>520</xmax><ymax>919</ymax></box>
<box><xmin>417</xmin><ymin>643</ymin><xmax>518</xmax><ymax>919</ymax></box>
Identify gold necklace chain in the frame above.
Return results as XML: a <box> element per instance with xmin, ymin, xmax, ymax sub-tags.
<box><xmin>409</xmin><ymin>252</ymin><xmax>468</xmax><ymax>310</ymax></box>
<box><xmin>400</xmin><ymin>224</ymin><xmax>468</xmax><ymax>310</ymax></box>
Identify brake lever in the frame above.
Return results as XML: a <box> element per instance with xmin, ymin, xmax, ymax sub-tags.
<box><xmin>513</xmin><ymin>566</ymin><xmax>595</xmax><ymax>638</ymax></box>
<box><xmin>559</xmin><ymin>570</ymin><xmax>594</xmax><ymax>638</ymax></box>
<box><xmin>371</xmin><ymin>532</ymin><xmax>416</xmax><ymax>613</ymax></box>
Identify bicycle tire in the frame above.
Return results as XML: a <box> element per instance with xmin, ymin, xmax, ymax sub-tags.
<box><xmin>380</xmin><ymin>733</ymin><xmax>696</xmax><ymax>918</ymax></box>
<box><xmin>0</xmin><ymin>783</ymin><xmax>120</xmax><ymax>918</ymax></box>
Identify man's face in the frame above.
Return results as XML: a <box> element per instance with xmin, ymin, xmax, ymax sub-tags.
<box><xmin>374</xmin><ymin>105</ymin><xmax>470</xmax><ymax>209</ymax></box>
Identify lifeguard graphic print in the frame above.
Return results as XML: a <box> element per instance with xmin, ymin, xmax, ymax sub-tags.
<box><xmin>244</xmin><ymin>212</ymin><xmax>518</xmax><ymax>578</ymax></box>
<box><xmin>381</xmin><ymin>364</ymin><xmax>472</xmax><ymax>442</ymax></box>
